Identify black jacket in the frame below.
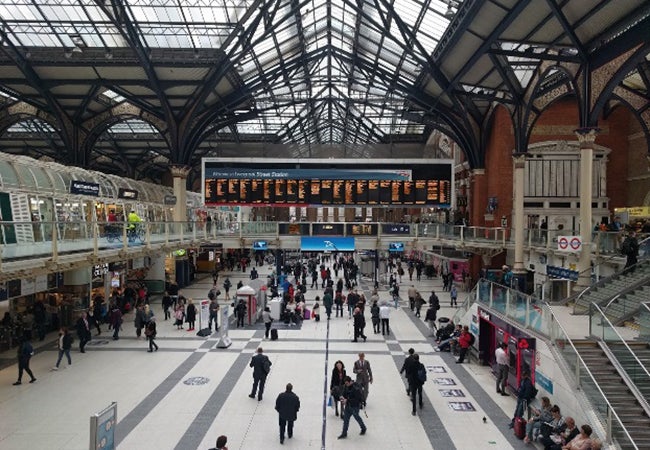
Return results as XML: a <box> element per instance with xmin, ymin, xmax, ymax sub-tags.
<box><xmin>406</xmin><ymin>360</ymin><xmax>425</xmax><ymax>387</ymax></box>
<box><xmin>517</xmin><ymin>377</ymin><xmax>535</xmax><ymax>400</ymax></box>
<box><xmin>341</xmin><ymin>382</ymin><xmax>364</xmax><ymax>408</ymax></box>
<box><xmin>250</xmin><ymin>353</ymin><xmax>271</xmax><ymax>378</ymax></box>
<box><xmin>275</xmin><ymin>390</ymin><xmax>300</xmax><ymax>421</ymax></box>
<box><xmin>330</xmin><ymin>367</ymin><xmax>347</xmax><ymax>391</ymax></box>
<box><xmin>400</xmin><ymin>354</ymin><xmax>415</xmax><ymax>375</ymax></box>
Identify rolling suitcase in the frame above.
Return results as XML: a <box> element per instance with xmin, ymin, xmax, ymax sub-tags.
<box><xmin>513</xmin><ymin>400</ymin><xmax>527</xmax><ymax>440</ymax></box>
<box><xmin>514</xmin><ymin>416</ymin><xmax>526</xmax><ymax>439</ymax></box>
<box><xmin>270</xmin><ymin>328</ymin><xmax>278</xmax><ymax>341</ymax></box>
<box><xmin>304</xmin><ymin>308</ymin><xmax>311</xmax><ymax>320</ymax></box>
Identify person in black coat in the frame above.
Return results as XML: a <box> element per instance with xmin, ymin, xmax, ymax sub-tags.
<box><xmin>400</xmin><ymin>348</ymin><xmax>415</xmax><ymax>396</ymax></box>
<box><xmin>235</xmin><ymin>299</ymin><xmax>247</xmax><ymax>328</ymax></box>
<box><xmin>337</xmin><ymin>376</ymin><xmax>367</xmax><ymax>439</ymax></box>
<box><xmin>405</xmin><ymin>354</ymin><xmax>425</xmax><ymax>415</ymax></box>
<box><xmin>145</xmin><ymin>318</ymin><xmax>158</xmax><ymax>352</ymax></box>
<box><xmin>185</xmin><ymin>299</ymin><xmax>197</xmax><ymax>331</ymax></box>
<box><xmin>75</xmin><ymin>312</ymin><xmax>92</xmax><ymax>353</ymax></box>
<box><xmin>330</xmin><ymin>360</ymin><xmax>347</xmax><ymax>417</ymax></box>
<box><xmin>352</xmin><ymin>307</ymin><xmax>367</xmax><ymax>342</ymax></box>
<box><xmin>510</xmin><ymin>370</ymin><xmax>536</xmax><ymax>427</ymax></box>
<box><xmin>275</xmin><ymin>383</ymin><xmax>300</xmax><ymax>444</ymax></box>
<box><xmin>249</xmin><ymin>347</ymin><xmax>271</xmax><ymax>401</ymax></box>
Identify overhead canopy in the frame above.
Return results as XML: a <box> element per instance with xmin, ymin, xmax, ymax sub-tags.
<box><xmin>0</xmin><ymin>1</ymin><xmax>647</xmax><ymax>182</ymax></box>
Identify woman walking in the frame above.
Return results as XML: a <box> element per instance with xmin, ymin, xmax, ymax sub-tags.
<box><xmin>330</xmin><ymin>360</ymin><xmax>347</xmax><ymax>417</ymax></box>
<box><xmin>174</xmin><ymin>303</ymin><xmax>185</xmax><ymax>330</ymax></box>
<box><xmin>186</xmin><ymin>299</ymin><xmax>197</xmax><ymax>331</ymax></box>
<box><xmin>52</xmin><ymin>327</ymin><xmax>73</xmax><ymax>370</ymax></box>
<box><xmin>145</xmin><ymin>317</ymin><xmax>158</xmax><ymax>352</ymax></box>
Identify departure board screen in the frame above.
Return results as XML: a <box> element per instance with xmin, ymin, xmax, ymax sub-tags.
<box><xmin>203</xmin><ymin>159</ymin><xmax>453</xmax><ymax>207</ymax></box>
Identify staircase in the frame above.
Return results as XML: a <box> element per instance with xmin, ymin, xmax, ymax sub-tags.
<box><xmin>574</xmin><ymin>341</ymin><xmax>650</xmax><ymax>449</ymax></box>
<box><xmin>605</xmin><ymin>341</ymin><xmax>650</xmax><ymax>404</ymax></box>
<box><xmin>573</xmin><ymin>261</ymin><xmax>650</xmax><ymax>315</ymax></box>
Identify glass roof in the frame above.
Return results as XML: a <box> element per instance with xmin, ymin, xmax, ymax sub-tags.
<box><xmin>0</xmin><ymin>0</ymin><xmax>646</xmax><ymax>173</ymax></box>
<box><xmin>0</xmin><ymin>0</ymin><xmax>453</xmax><ymax>147</ymax></box>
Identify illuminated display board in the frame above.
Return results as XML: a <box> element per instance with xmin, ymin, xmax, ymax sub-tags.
<box><xmin>202</xmin><ymin>158</ymin><xmax>453</xmax><ymax>207</ymax></box>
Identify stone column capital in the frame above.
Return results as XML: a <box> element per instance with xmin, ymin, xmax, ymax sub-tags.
<box><xmin>512</xmin><ymin>153</ymin><xmax>526</xmax><ymax>169</ymax></box>
<box><xmin>574</xmin><ymin>127</ymin><xmax>599</xmax><ymax>147</ymax></box>
<box><xmin>169</xmin><ymin>164</ymin><xmax>191</xmax><ymax>179</ymax></box>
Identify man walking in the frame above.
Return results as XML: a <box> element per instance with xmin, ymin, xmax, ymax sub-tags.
<box><xmin>249</xmin><ymin>347</ymin><xmax>271</xmax><ymax>401</ymax></box>
<box><xmin>13</xmin><ymin>337</ymin><xmax>36</xmax><ymax>385</ymax></box>
<box><xmin>337</xmin><ymin>376</ymin><xmax>367</xmax><ymax>439</ymax></box>
<box><xmin>379</xmin><ymin>303</ymin><xmax>391</xmax><ymax>335</ymax></box>
<box><xmin>406</xmin><ymin>354</ymin><xmax>425</xmax><ymax>415</ymax></box>
<box><xmin>353</xmin><ymin>352</ymin><xmax>373</xmax><ymax>406</ymax></box>
<box><xmin>275</xmin><ymin>383</ymin><xmax>300</xmax><ymax>444</ymax></box>
<box><xmin>75</xmin><ymin>311</ymin><xmax>92</xmax><ymax>353</ymax></box>
<box><xmin>400</xmin><ymin>348</ymin><xmax>415</xmax><ymax>396</ymax></box>
<box><xmin>495</xmin><ymin>342</ymin><xmax>509</xmax><ymax>395</ymax></box>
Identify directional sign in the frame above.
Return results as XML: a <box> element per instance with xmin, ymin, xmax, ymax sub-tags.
<box><xmin>557</xmin><ymin>235</ymin><xmax>582</xmax><ymax>253</ymax></box>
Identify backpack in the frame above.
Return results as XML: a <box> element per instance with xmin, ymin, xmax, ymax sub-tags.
<box><xmin>530</xmin><ymin>385</ymin><xmax>539</xmax><ymax>399</ymax></box>
<box><xmin>417</xmin><ymin>365</ymin><xmax>427</xmax><ymax>384</ymax></box>
<box><xmin>468</xmin><ymin>332</ymin><xmax>476</xmax><ymax>346</ymax></box>
<box><xmin>263</xmin><ymin>357</ymin><xmax>271</xmax><ymax>374</ymax></box>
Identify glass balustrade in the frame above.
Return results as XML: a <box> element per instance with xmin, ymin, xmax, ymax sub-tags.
<box><xmin>639</xmin><ymin>303</ymin><xmax>650</xmax><ymax>342</ymax></box>
<box><xmin>590</xmin><ymin>303</ymin><xmax>650</xmax><ymax>407</ymax></box>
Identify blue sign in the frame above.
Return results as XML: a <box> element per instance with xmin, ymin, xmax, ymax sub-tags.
<box><xmin>546</xmin><ymin>265</ymin><xmax>578</xmax><ymax>281</ymax></box>
<box><xmin>389</xmin><ymin>242</ymin><xmax>404</xmax><ymax>252</ymax></box>
<box><xmin>253</xmin><ymin>241</ymin><xmax>268</xmax><ymax>251</ymax></box>
<box><xmin>535</xmin><ymin>370</ymin><xmax>553</xmax><ymax>395</ymax></box>
<box><xmin>300</xmin><ymin>237</ymin><xmax>355</xmax><ymax>252</ymax></box>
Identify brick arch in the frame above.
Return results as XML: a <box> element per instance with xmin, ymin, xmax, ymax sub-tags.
<box><xmin>81</xmin><ymin>107</ymin><xmax>172</xmax><ymax>168</ymax></box>
<box><xmin>0</xmin><ymin>102</ymin><xmax>61</xmax><ymax>137</ymax></box>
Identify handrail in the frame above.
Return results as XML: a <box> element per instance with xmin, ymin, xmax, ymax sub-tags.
<box><xmin>546</xmin><ymin>303</ymin><xmax>639</xmax><ymax>449</ymax></box>
<box><xmin>461</xmin><ymin>279</ymin><xmax>638</xmax><ymax>448</ymax></box>
<box><xmin>590</xmin><ymin>302</ymin><xmax>650</xmax><ymax>415</ymax></box>
<box><xmin>570</xmin><ymin>235</ymin><xmax>650</xmax><ymax>312</ymax></box>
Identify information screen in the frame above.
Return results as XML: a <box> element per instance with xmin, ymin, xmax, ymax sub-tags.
<box><xmin>203</xmin><ymin>159</ymin><xmax>453</xmax><ymax>207</ymax></box>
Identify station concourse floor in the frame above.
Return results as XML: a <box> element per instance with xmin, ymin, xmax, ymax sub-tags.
<box><xmin>1</xmin><ymin>263</ymin><xmax>534</xmax><ymax>450</ymax></box>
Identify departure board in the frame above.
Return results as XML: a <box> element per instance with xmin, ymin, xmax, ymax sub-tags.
<box><xmin>203</xmin><ymin>159</ymin><xmax>453</xmax><ymax>207</ymax></box>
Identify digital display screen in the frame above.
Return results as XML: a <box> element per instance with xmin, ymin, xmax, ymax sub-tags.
<box><xmin>203</xmin><ymin>161</ymin><xmax>452</xmax><ymax>207</ymax></box>
<box><xmin>253</xmin><ymin>241</ymin><xmax>268</xmax><ymax>251</ymax></box>
<box><xmin>389</xmin><ymin>242</ymin><xmax>404</xmax><ymax>252</ymax></box>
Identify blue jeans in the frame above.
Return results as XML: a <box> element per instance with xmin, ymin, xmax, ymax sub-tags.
<box><xmin>341</xmin><ymin>406</ymin><xmax>366</xmax><ymax>436</ymax></box>
<box><xmin>55</xmin><ymin>349</ymin><xmax>71</xmax><ymax>367</ymax></box>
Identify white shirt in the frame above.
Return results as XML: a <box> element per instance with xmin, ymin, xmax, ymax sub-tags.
<box><xmin>379</xmin><ymin>305</ymin><xmax>391</xmax><ymax>319</ymax></box>
<box><xmin>495</xmin><ymin>347</ymin><xmax>508</xmax><ymax>365</ymax></box>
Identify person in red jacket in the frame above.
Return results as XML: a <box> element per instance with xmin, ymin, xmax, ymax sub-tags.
<box><xmin>456</xmin><ymin>326</ymin><xmax>473</xmax><ymax>364</ymax></box>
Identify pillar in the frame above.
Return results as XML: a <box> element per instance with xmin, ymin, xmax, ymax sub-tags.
<box><xmin>322</xmin><ymin>207</ymin><xmax>329</xmax><ymax>222</ymax></box>
<box><xmin>470</xmin><ymin>169</ymin><xmax>487</xmax><ymax>227</ymax></box>
<box><xmin>513</xmin><ymin>154</ymin><xmax>526</xmax><ymax>275</ymax></box>
<box><xmin>306</xmin><ymin>207</ymin><xmax>318</xmax><ymax>222</ymax></box>
<box><xmin>333</xmin><ymin>207</ymin><xmax>340</xmax><ymax>222</ymax></box>
<box><xmin>170</xmin><ymin>165</ymin><xmax>191</xmax><ymax>223</ymax></box>
<box><xmin>576</xmin><ymin>128</ymin><xmax>598</xmax><ymax>288</ymax></box>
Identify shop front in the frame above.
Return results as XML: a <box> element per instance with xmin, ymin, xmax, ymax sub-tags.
<box><xmin>477</xmin><ymin>307</ymin><xmax>537</xmax><ymax>392</ymax></box>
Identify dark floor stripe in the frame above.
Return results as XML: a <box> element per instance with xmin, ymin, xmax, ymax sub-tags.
<box><xmin>115</xmin><ymin>351</ymin><xmax>205</xmax><ymax>446</ymax></box>
<box><xmin>321</xmin><ymin>317</ymin><xmax>331</xmax><ymax>449</ymax></box>
<box><xmin>173</xmin><ymin>352</ymin><xmax>255</xmax><ymax>450</ymax></box>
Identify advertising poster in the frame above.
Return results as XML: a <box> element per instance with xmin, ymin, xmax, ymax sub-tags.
<box><xmin>448</xmin><ymin>401</ymin><xmax>476</xmax><ymax>412</ymax></box>
<box><xmin>199</xmin><ymin>299</ymin><xmax>210</xmax><ymax>329</ymax></box>
<box><xmin>90</xmin><ymin>402</ymin><xmax>117</xmax><ymax>450</ymax></box>
<box><xmin>439</xmin><ymin>389</ymin><xmax>465</xmax><ymax>397</ymax></box>
<box><xmin>434</xmin><ymin>378</ymin><xmax>456</xmax><ymax>385</ymax></box>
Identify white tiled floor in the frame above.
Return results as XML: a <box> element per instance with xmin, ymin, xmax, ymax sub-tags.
<box><xmin>0</xmin><ymin>263</ymin><xmax>534</xmax><ymax>450</ymax></box>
